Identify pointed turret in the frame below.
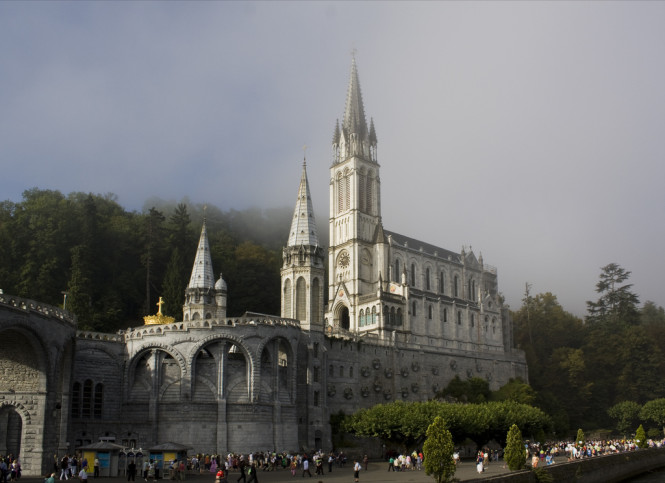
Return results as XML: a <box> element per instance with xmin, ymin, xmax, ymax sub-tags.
<box><xmin>281</xmin><ymin>160</ymin><xmax>325</xmax><ymax>328</ymax></box>
<box><xmin>287</xmin><ymin>162</ymin><xmax>319</xmax><ymax>247</ymax></box>
<box><xmin>183</xmin><ymin>219</ymin><xmax>227</xmax><ymax>321</ymax></box>
<box><xmin>188</xmin><ymin>221</ymin><xmax>215</xmax><ymax>289</ymax></box>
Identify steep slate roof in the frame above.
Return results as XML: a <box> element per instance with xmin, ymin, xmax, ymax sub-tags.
<box><xmin>287</xmin><ymin>162</ymin><xmax>319</xmax><ymax>247</ymax></box>
<box><xmin>384</xmin><ymin>229</ymin><xmax>461</xmax><ymax>263</ymax></box>
<box><xmin>188</xmin><ymin>221</ymin><xmax>215</xmax><ymax>289</ymax></box>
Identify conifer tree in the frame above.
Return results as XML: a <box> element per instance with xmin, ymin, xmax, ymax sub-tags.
<box><xmin>635</xmin><ymin>424</ymin><xmax>647</xmax><ymax>448</ymax></box>
<box><xmin>423</xmin><ymin>416</ymin><xmax>455</xmax><ymax>483</ymax></box>
<box><xmin>576</xmin><ymin>428</ymin><xmax>586</xmax><ymax>446</ymax></box>
<box><xmin>504</xmin><ymin>424</ymin><xmax>525</xmax><ymax>470</ymax></box>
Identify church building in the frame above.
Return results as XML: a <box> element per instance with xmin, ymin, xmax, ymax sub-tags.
<box><xmin>0</xmin><ymin>58</ymin><xmax>527</xmax><ymax>476</ymax></box>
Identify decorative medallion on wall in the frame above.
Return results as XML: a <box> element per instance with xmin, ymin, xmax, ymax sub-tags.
<box><xmin>384</xmin><ymin>390</ymin><xmax>392</xmax><ymax>400</ymax></box>
<box><xmin>384</xmin><ymin>368</ymin><xmax>393</xmax><ymax>378</ymax></box>
<box><xmin>411</xmin><ymin>361</ymin><xmax>420</xmax><ymax>372</ymax></box>
<box><xmin>432</xmin><ymin>366</ymin><xmax>439</xmax><ymax>375</ymax></box>
<box><xmin>486</xmin><ymin>372</ymin><xmax>493</xmax><ymax>382</ymax></box>
<box><xmin>361</xmin><ymin>386</ymin><xmax>370</xmax><ymax>397</ymax></box>
<box><xmin>372</xmin><ymin>359</ymin><xmax>381</xmax><ymax>370</ymax></box>
<box><xmin>400</xmin><ymin>367</ymin><xmax>409</xmax><ymax>377</ymax></box>
<box><xmin>401</xmin><ymin>387</ymin><xmax>409</xmax><ymax>398</ymax></box>
<box><xmin>466</xmin><ymin>369</ymin><xmax>473</xmax><ymax>378</ymax></box>
<box><xmin>373</xmin><ymin>380</ymin><xmax>383</xmax><ymax>392</ymax></box>
<box><xmin>361</xmin><ymin>366</ymin><xmax>370</xmax><ymax>377</ymax></box>
<box><xmin>411</xmin><ymin>382</ymin><xmax>419</xmax><ymax>393</ymax></box>
<box><xmin>327</xmin><ymin>385</ymin><xmax>336</xmax><ymax>397</ymax></box>
<box><xmin>343</xmin><ymin>387</ymin><xmax>353</xmax><ymax>400</ymax></box>
<box><xmin>432</xmin><ymin>383</ymin><xmax>440</xmax><ymax>393</ymax></box>
<box><xmin>449</xmin><ymin>359</ymin><xmax>457</xmax><ymax>370</ymax></box>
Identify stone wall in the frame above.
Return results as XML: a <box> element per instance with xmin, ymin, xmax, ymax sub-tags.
<box><xmin>465</xmin><ymin>448</ymin><xmax>665</xmax><ymax>483</ymax></box>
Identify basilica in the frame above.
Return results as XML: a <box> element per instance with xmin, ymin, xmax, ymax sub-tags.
<box><xmin>0</xmin><ymin>58</ymin><xmax>527</xmax><ymax>475</ymax></box>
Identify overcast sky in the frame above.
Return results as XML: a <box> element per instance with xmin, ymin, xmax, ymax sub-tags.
<box><xmin>2</xmin><ymin>1</ymin><xmax>664</xmax><ymax>316</ymax></box>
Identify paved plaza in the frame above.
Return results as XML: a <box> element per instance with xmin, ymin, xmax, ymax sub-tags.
<box><xmin>21</xmin><ymin>459</ymin><xmax>523</xmax><ymax>483</ymax></box>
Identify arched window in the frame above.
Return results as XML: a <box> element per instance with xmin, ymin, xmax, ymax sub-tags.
<box><xmin>350</xmin><ymin>366</ymin><xmax>354</xmax><ymax>378</ymax></box>
<box><xmin>339</xmin><ymin>366</ymin><xmax>344</xmax><ymax>377</ymax></box>
<box><xmin>471</xmin><ymin>314</ymin><xmax>475</xmax><ymax>327</ymax></box>
<box><xmin>443</xmin><ymin>308</ymin><xmax>448</xmax><ymax>323</ymax></box>
<box><xmin>384</xmin><ymin>305</ymin><xmax>390</xmax><ymax>325</ymax></box>
<box><xmin>359</xmin><ymin>309</ymin><xmax>365</xmax><ymax>327</ymax></box>
<box><xmin>329</xmin><ymin>364</ymin><xmax>334</xmax><ymax>377</ymax></box>
<box><xmin>340</xmin><ymin>306</ymin><xmax>350</xmax><ymax>330</ymax></box>
<box><xmin>439</xmin><ymin>272</ymin><xmax>445</xmax><ymax>294</ymax></box>
<box><xmin>283</xmin><ymin>279</ymin><xmax>292</xmax><ymax>317</ymax></box>
<box><xmin>412</xmin><ymin>301</ymin><xmax>417</xmax><ymax>316</ymax></box>
<box><xmin>344</xmin><ymin>170</ymin><xmax>351</xmax><ymax>211</ymax></box>
<box><xmin>426</xmin><ymin>268</ymin><xmax>431</xmax><ymax>291</ymax></box>
<box><xmin>428</xmin><ymin>305</ymin><xmax>433</xmax><ymax>319</ymax></box>
<box><xmin>371</xmin><ymin>306</ymin><xmax>377</xmax><ymax>324</ymax></box>
<box><xmin>410</xmin><ymin>264</ymin><xmax>416</xmax><ymax>286</ymax></box>
<box><xmin>296</xmin><ymin>277</ymin><xmax>307</xmax><ymax>320</ymax></box>
<box><xmin>394</xmin><ymin>259</ymin><xmax>400</xmax><ymax>282</ymax></box>
<box><xmin>454</xmin><ymin>275</ymin><xmax>459</xmax><ymax>297</ymax></box>
<box><xmin>457</xmin><ymin>311</ymin><xmax>462</xmax><ymax>325</ymax></box>
<box><xmin>396</xmin><ymin>308</ymin><xmax>403</xmax><ymax>325</ymax></box>
<box><xmin>391</xmin><ymin>307</ymin><xmax>396</xmax><ymax>325</ymax></box>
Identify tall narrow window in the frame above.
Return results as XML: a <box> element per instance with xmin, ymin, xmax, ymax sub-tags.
<box><xmin>371</xmin><ymin>306</ymin><xmax>376</xmax><ymax>324</ymax></box>
<box><xmin>337</xmin><ymin>173</ymin><xmax>344</xmax><ymax>213</ymax></box>
<box><xmin>366</xmin><ymin>171</ymin><xmax>373</xmax><ymax>215</ymax></box>
<box><xmin>395</xmin><ymin>259</ymin><xmax>400</xmax><ymax>282</ymax></box>
<box><xmin>71</xmin><ymin>382</ymin><xmax>81</xmax><ymax>418</ymax></box>
<box><xmin>454</xmin><ymin>275</ymin><xmax>459</xmax><ymax>297</ymax></box>
<box><xmin>439</xmin><ymin>272</ymin><xmax>444</xmax><ymax>294</ymax></box>
<box><xmin>82</xmin><ymin>380</ymin><xmax>93</xmax><ymax>419</ymax></box>
<box><xmin>410</xmin><ymin>264</ymin><xmax>416</xmax><ymax>286</ymax></box>
<box><xmin>396</xmin><ymin>308</ymin><xmax>403</xmax><ymax>325</ymax></box>
<box><xmin>457</xmin><ymin>311</ymin><xmax>462</xmax><ymax>325</ymax></box>
<box><xmin>312</xmin><ymin>278</ymin><xmax>321</xmax><ymax>323</ymax></box>
<box><xmin>296</xmin><ymin>277</ymin><xmax>307</xmax><ymax>320</ymax></box>
<box><xmin>412</xmin><ymin>301</ymin><xmax>417</xmax><ymax>316</ymax></box>
<box><xmin>359</xmin><ymin>169</ymin><xmax>366</xmax><ymax>212</ymax></box>
<box><xmin>283</xmin><ymin>279</ymin><xmax>292</xmax><ymax>317</ymax></box>
<box><xmin>359</xmin><ymin>309</ymin><xmax>365</xmax><ymax>327</ymax></box>
<box><xmin>428</xmin><ymin>305</ymin><xmax>433</xmax><ymax>319</ymax></box>
<box><xmin>94</xmin><ymin>383</ymin><xmax>103</xmax><ymax>419</ymax></box>
<box><xmin>443</xmin><ymin>308</ymin><xmax>448</xmax><ymax>322</ymax></box>
<box><xmin>344</xmin><ymin>172</ymin><xmax>351</xmax><ymax>211</ymax></box>
<box><xmin>426</xmin><ymin>268</ymin><xmax>431</xmax><ymax>291</ymax></box>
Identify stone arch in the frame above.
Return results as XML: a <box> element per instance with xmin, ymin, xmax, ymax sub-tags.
<box><xmin>126</xmin><ymin>344</ymin><xmax>187</xmax><ymax>401</ymax></box>
<box><xmin>257</xmin><ymin>336</ymin><xmax>296</xmax><ymax>404</ymax></box>
<box><xmin>334</xmin><ymin>303</ymin><xmax>350</xmax><ymax>330</ymax></box>
<box><xmin>190</xmin><ymin>334</ymin><xmax>254</xmax><ymax>402</ymax></box>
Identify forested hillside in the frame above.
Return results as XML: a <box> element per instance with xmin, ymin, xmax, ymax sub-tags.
<box><xmin>0</xmin><ymin>188</ymin><xmax>297</xmax><ymax>332</ymax></box>
<box><xmin>511</xmin><ymin>267</ymin><xmax>665</xmax><ymax>435</ymax></box>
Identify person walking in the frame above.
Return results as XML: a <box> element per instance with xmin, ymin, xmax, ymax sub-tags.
<box><xmin>236</xmin><ymin>462</ymin><xmax>246</xmax><ymax>483</ymax></box>
<box><xmin>245</xmin><ymin>462</ymin><xmax>259</xmax><ymax>483</ymax></box>
<box><xmin>301</xmin><ymin>458</ymin><xmax>312</xmax><ymax>478</ymax></box>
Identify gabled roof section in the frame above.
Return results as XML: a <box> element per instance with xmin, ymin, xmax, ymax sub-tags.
<box><xmin>287</xmin><ymin>162</ymin><xmax>319</xmax><ymax>247</ymax></box>
<box><xmin>385</xmin><ymin>230</ymin><xmax>461</xmax><ymax>263</ymax></box>
<box><xmin>188</xmin><ymin>221</ymin><xmax>215</xmax><ymax>289</ymax></box>
<box><xmin>343</xmin><ymin>56</ymin><xmax>369</xmax><ymax>141</ymax></box>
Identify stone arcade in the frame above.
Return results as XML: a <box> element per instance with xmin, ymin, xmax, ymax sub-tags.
<box><xmin>0</xmin><ymin>58</ymin><xmax>527</xmax><ymax>475</ymax></box>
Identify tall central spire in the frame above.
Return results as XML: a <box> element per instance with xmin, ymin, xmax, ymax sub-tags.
<box><xmin>343</xmin><ymin>55</ymin><xmax>368</xmax><ymax>140</ymax></box>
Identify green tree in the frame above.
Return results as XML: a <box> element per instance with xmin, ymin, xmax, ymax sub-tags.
<box><xmin>640</xmin><ymin>398</ymin><xmax>665</xmax><ymax>437</ymax></box>
<box><xmin>641</xmin><ymin>301</ymin><xmax>665</xmax><ymax>325</ymax></box>
<box><xmin>162</xmin><ymin>247</ymin><xmax>186</xmax><ymax>317</ymax></box>
<box><xmin>504</xmin><ymin>424</ymin><xmax>525</xmax><ymax>471</ymax></box>
<box><xmin>576</xmin><ymin>428</ymin><xmax>585</xmax><ymax>446</ymax></box>
<box><xmin>438</xmin><ymin>376</ymin><xmax>490</xmax><ymax>403</ymax></box>
<box><xmin>635</xmin><ymin>424</ymin><xmax>647</xmax><ymax>448</ymax></box>
<box><xmin>586</xmin><ymin>263</ymin><xmax>640</xmax><ymax>325</ymax></box>
<box><xmin>423</xmin><ymin>416</ymin><xmax>455</xmax><ymax>483</ymax></box>
<box><xmin>608</xmin><ymin>401</ymin><xmax>641</xmax><ymax>437</ymax></box>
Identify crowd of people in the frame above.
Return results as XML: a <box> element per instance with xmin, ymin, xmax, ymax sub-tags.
<box><xmin>0</xmin><ymin>455</ymin><xmax>21</xmax><ymax>483</ymax></box>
